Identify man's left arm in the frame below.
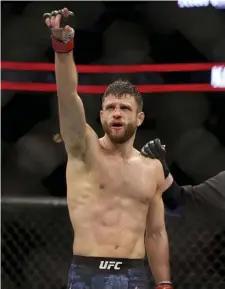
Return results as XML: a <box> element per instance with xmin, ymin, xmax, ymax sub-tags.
<box><xmin>145</xmin><ymin>161</ymin><xmax>173</xmax><ymax>289</ymax></box>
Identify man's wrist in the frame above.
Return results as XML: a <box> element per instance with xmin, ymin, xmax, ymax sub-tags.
<box><xmin>52</xmin><ymin>37</ymin><xmax>74</xmax><ymax>53</ymax></box>
<box><xmin>165</xmin><ymin>173</ymin><xmax>174</xmax><ymax>185</ymax></box>
<box><xmin>156</xmin><ymin>281</ymin><xmax>173</xmax><ymax>289</ymax></box>
<box><xmin>157</xmin><ymin>281</ymin><xmax>172</xmax><ymax>285</ymax></box>
<box><xmin>162</xmin><ymin>162</ymin><xmax>170</xmax><ymax>178</ymax></box>
<box><xmin>162</xmin><ymin>179</ymin><xmax>184</xmax><ymax>211</ymax></box>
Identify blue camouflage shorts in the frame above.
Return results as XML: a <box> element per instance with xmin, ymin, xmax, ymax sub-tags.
<box><xmin>67</xmin><ymin>255</ymin><xmax>150</xmax><ymax>289</ymax></box>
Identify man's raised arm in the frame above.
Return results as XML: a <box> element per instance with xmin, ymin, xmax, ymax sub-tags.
<box><xmin>44</xmin><ymin>8</ymin><xmax>87</xmax><ymax>156</ymax></box>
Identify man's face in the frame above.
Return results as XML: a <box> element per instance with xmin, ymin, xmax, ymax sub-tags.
<box><xmin>100</xmin><ymin>94</ymin><xmax>144</xmax><ymax>144</ymax></box>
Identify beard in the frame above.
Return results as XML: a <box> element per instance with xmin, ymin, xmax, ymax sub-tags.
<box><xmin>102</xmin><ymin>122</ymin><xmax>137</xmax><ymax>144</ymax></box>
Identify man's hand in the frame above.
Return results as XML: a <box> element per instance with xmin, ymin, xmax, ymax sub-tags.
<box><xmin>141</xmin><ymin>138</ymin><xmax>170</xmax><ymax>178</ymax></box>
<box><xmin>43</xmin><ymin>8</ymin><xmax>75</xmax><ymax>52</ymax></box>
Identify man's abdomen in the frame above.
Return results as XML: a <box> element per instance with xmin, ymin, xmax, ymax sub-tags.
<box><xmin>72</xmin><ymin>225</ymin><xmax>146</xmax><ymax>259</ymax></box>
<box><xmin>68</xmin><ymin>184</ymin><xmax>148</xmax><ymax>259</ymax></box>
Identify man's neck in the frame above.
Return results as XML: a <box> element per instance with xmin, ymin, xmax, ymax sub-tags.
<box><xmin>100</xmin><ymin>134</ymin><xmax>135</xmax><ymax>159</ymax></box>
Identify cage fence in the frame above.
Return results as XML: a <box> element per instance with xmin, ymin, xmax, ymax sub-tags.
<box><xmin>2</xmin><ymin>197</ymin><xmax>225</xmax><ymax>289</ymax></box>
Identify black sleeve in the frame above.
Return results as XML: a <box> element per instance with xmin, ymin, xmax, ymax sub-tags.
<box><xmin>162</xmin><ymin>180</ymin><xmax>184</xmax><ymax>210</ymax></box>
<box><xmin>182</xmin><ymin>171</ymin><xmax>225</xmax><ymax>212</ymax></box>
<box><xmin>163</xmin><ymin>171</ymin><xmax>225</xmax><ymax>213</ymax></box>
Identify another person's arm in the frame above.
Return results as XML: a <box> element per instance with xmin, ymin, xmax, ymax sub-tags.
<box><xmin>141</xmin><ymin>139</ymin><xmax>183</xmax><ymax>210</ymax></box>
<box><xmin>145</xmin><ymin>161</ymin><xmax>173</xmax><ymax>289</ymax></box>
<box><xmin>141</xmin><ymin>139</ymin><xmax>225</xmax><ymax>212</ymax></box>
<box><xmin>182</xmin><ymin>171</ymin><xmax>225</xmax><ymax>211</ymax></box>
<box><xmin>162</xmin><ymin>177</ymin><xmax>184</xmax><ymax>211</ymax></box>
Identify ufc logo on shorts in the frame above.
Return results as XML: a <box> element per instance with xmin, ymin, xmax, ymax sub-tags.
<box><xmin>99</xmin><ymin>261</ymin><xmax>123</xmax><ymax>270</ymax></box>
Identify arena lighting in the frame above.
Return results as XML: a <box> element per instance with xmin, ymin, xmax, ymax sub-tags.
<box><xmin>211</xmin><ymin>66</ymin><xmax>225</xmax><ymax>88</ymax></box>
<box><xmin>1</xmin><ymin>61</ymin><xmax>225</xmax><ymax>93</ymax></box>
<box><xmin>178</xmin><ymin>0</ymin><xmax>225</xmax><ymax>8</ymax></box>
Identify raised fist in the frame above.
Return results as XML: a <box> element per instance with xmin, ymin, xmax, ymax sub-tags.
<box><xmin>43</xmin><ymin>7</ymin><xmax>75</xmax><ymax>48</ymax></box>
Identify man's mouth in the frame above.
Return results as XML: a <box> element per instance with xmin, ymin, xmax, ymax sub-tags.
<box><xmin>111</xmin><ymin>123</ymin><xmax>123</xmax><ymax>129</ymax></box>
<box><xmin>112</xmin><ymin>124</ymin><xmax>123</xmax><ymax>127</ymax></box>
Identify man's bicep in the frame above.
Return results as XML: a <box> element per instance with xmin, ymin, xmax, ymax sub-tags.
<box><xmin>146</xmin><ymin>194</ymin><xmax>166</xmax><ymax>237</ymax></box>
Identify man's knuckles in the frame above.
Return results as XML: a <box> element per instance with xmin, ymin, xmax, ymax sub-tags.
<box><xmin>141</xmin><ymin>138</ymin><xmax>166</xmax><ymax>159</ymax></box>
<box><xmin>43</xmin><ymin>9</ymin><xmax>74</xmax><ymax>19</ymax></box>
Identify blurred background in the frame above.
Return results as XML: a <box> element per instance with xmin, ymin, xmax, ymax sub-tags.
<box><xmin>1</xmin><ymin>1</ymin><xmax>225</xmax><ymax>289</ymax></box>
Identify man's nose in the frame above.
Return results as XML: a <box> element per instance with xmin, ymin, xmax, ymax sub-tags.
<box><xmin>112</xmin><ymin>108</ymin><xmax>122</xmax><ymax>118</ymax></box>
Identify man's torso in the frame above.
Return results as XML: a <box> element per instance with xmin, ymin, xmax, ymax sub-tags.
<box><xmin>66</xmin><ymin>132</ymin><xmax>159</xmax><ymax>259</ymax></box>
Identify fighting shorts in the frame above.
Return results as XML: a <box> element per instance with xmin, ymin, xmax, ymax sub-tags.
<box><xmin>67</xmin><ymin>255</ymin><xmax>150</xmax><ymax>289</ymax></box>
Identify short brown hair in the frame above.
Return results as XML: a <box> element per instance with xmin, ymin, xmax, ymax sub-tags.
<box><xmin>102</xmin><ymin>79</ymin><xmax>143</xmax><ymax>111</ymax></box>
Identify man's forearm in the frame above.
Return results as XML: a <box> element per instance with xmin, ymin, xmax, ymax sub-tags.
<box><xmin>145</xmin><ymin>231</ymin><xmax>171</xmax><ymax>284</ymax></box>
<box><xmin>55</xmin><ymin>52</ymin><xmax>78</xmax><ymax>98</ymax></box>
<box><xmin>55</xmin><ymin>51</ymin><xmax>87</xmax><ymax>147</ymax></box>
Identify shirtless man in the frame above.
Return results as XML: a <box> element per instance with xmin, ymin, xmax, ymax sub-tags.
<box><xmin>43</xmin><ymin>8</ymin><xmax>173</xmax><ymax>289</ymax></box>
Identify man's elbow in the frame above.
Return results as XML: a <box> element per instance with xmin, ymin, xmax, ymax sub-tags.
<box><xmin>146</xmin><ymin>226</ymin><xmax>168</xmax><ymax>242</ymax></box>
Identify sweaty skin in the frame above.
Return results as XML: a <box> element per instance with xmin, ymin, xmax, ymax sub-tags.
<box><xmin>67</xmin><ymin>139</ymin><xmax>163</xmax><ymax>258</ymax></box>
<box><xmin>45</xmin><ymin>7</ymin><xmax>171</xmax><ymax>284</ymax></box>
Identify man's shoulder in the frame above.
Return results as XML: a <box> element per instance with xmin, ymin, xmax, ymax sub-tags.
<box><xmin>139</xmin><ymin>152</ymin><xmax>162</xmax><ymax>168</ymax></box>
<box><xmin>136</xmin><ymin>152</ymin><xmax>163</xmax><ymax>180</ymax></box>
<box><xmin>140</xmin><ymin>154</ymin><xmax>164</xmax><ymax>186</ymax></box>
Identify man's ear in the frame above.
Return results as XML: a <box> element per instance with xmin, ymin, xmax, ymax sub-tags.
<box><xmin>137</xmin><ymin>112</ymin><xmax>145</xmax><ymax>127</ymax></box>
<box><xmin>100</xmin><ymin>110</ymin><xmax>103</xmax><ymax>124</ymax></box>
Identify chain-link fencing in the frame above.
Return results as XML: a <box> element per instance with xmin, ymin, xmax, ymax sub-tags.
<box><xmin>2</xmin><ymin>198</ymin><xmax>225</xmax><ymax>289</ymax></box>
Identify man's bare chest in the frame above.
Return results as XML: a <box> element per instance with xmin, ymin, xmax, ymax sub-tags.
<box><xmin>94</xmin><ymin>156</ymin><xmax>156</xmax><ymax>203</ymax></box>
<box><xmin>67</xmin><ymin>153</ymin><xmax>157</xmax><ymax>210</ymax></box>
